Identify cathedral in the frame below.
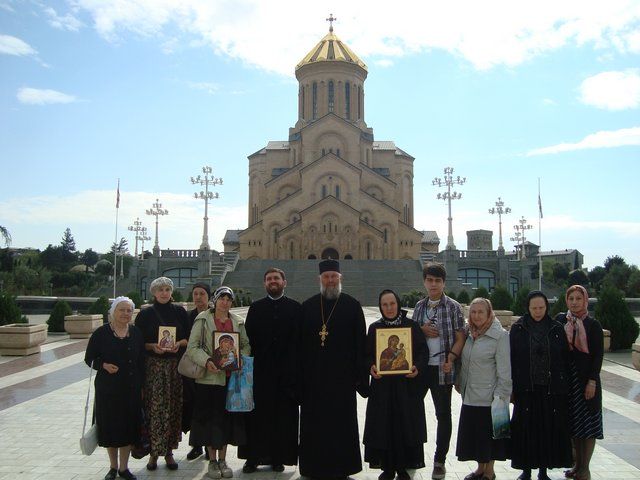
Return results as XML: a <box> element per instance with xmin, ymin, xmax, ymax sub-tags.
<box><xmin>224</xmin><ymin>22</ymin><xmax>426</xmax><ymax>260</ymax></box>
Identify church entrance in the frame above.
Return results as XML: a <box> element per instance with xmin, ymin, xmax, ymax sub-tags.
<box><xmin>321</xmin><ymin>247</ymin><xmax>339</xmax><ymax>260</ymax></box>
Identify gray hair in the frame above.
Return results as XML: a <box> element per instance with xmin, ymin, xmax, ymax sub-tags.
<box><xmin>108</xmin><ymin>296</ymin><xmax>135</xmax><ymax>321</ymax></box>
<box><xmin>149</xmin><ymin>276</ymin><xmax>174</xmax><ymax>294</ymax></box>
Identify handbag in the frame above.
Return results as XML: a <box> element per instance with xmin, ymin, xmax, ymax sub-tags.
<box><xmin>178</xmin><ymin>319</ymin><xmax>207</xmax><ymax>379</ymax></box>
<box><xmin>226</xmin><ymin>355</ymin><xmax>254</xmax><ymax>412</ymax></box>
<box><xmin>79</xmin><ymin>360</ymin><xmax>98</xmax><ymax>455</ymax></box>
<box><xmin>131</xmin><ymin>408</ymin><xmax>150</xmax><ymax>459</ymax></box>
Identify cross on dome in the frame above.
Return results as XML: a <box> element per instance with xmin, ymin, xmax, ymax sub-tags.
<box><xmin>326</xmin><ymin>13</ymin><xmax>337</xmax><ymax>32</ymax></box>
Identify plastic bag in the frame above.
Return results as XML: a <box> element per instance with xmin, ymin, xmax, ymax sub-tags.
<box><xmin>491</xmin><ymin>395</ymin><xmax>511</xmax><ymax>439</ymax></box>
<box><xmin>225</xmin><ymin>355</ymin><xmax>254</xmax><ymax>412</ymax></box>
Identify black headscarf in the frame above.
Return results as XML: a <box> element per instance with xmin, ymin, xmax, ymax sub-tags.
<box><xmin>378</xmin><ymin>289</ymin><xmax>406</xmax><ymax>325</ymax></box>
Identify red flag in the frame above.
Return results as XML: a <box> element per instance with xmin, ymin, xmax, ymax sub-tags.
<box><xmin>116</xmin><ymin>179</ymin><xmax>120</xmax><ymax>209</ymax></box>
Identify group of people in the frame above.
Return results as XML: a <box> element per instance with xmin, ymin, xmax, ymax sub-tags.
<box><xmin>84</xmin><ymin>260</ymin><xmax>604</xmax><ymax>480</ymax></box>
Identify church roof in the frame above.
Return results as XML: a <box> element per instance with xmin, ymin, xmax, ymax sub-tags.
<box><xmin>296</xmin><ymin>30</ymin><xmax>367</xmax><ymax>71</ymax></box>
<box><xmin>421</xmin><ymin>231</ymin><xmax>440</xmax><ymax>243</ymax></box>
<box><xmin>223</xmin><ymin>230</ymin><xmax>242</xmax><ymax>243</ymax></box>
<box><xmin>373</xmin><ymin>141</ymin><xmax>413</xmax><ymax>158</ymax></box>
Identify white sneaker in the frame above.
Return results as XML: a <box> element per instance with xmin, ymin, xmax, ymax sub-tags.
<box><xmin>208</xmin><ymin>460</ymin><xmax>222</xmax><ymax>479</ymax></box>
<box><xmin>218</xmin><ymin>460</ymin><xmax>233</xmax><ymax>478</ymax></box>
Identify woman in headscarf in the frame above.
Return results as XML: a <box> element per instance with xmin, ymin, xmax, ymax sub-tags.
<box><xmin>455</xmin><ymin>297</ymin><xmax>511</xmax><ymax>480</ymax></box>
<box><xmin>555</xmin><ymin>285</ymin><xmax>603</xmax><ymax>480</ymax></box>
<box><xmin>186</xmin><ymin>286</ymin><xmax>250</xmax><ymax>479</ymax></box>
<box><xmin>363</xmin><ymin>289</ymin><xmax>428</xmax><ymax>480</ymax></box>
<box><xmin>510</xmin><ymin>291</ymin><xmax>572</xmax><ymax>480</ymax></box>
<box><xmin>85</xmin><ymin>296</ymin><xmax>145</xmax><ymax>480</ymax></box>
<box><xmin>134</xmin><ymin>276</ymin><xmax>189</xmax><ymax>471</ymax></box>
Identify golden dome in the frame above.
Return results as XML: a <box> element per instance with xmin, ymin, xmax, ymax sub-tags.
<box><xmin>296</xmin><ymin>30</ymin><xmax>367</xmax><ymax>72</ymax></box>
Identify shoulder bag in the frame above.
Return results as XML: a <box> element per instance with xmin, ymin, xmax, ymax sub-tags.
<box><xmin>79</xmin><ymin>360</ymin><xmax>98</xmax><ymax>455</ymax></box>
<box><xmin>178</xmin><ymin>318</ymin><xmax>207</xmax><ymax>379</ymax></box>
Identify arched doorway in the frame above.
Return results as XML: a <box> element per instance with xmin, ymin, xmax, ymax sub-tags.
<box><xmin>308</xmin><ymin>254</ymin><xmax>317</xmax><ymax>259</ymax></box>
<box><xmin>321</xmin><ymin>247</ymin><xmax>339</xmax><ymax>259</ymax></box>
<box><xmin>344</xmin><ymin>254</ymin><xmax>353</xmax><ymax>260</ymax></box>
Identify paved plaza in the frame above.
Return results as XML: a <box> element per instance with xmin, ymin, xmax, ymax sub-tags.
<box><xmin>1</xmin><ymin>306</ymin><xmax>639</xmax><ymax>480</ymax></box>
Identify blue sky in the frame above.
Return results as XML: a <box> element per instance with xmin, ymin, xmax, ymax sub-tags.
<box><xmin>1</xmin><ymin>0</ymin><xmax>639</xmax><ymax>269</ymax></box>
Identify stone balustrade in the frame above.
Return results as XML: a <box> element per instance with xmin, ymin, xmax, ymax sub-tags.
<box><xmin>161</xmin><ymin>249</ymin><xmax>199</xmax><ymax>258</ymax></box>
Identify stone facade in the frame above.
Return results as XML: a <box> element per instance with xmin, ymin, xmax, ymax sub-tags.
<box><xmin>225</xmin><ymin>28</ymin><xmax>424</xmax><ymax>260</ymax></box>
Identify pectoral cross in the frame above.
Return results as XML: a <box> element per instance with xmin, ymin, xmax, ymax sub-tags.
<box><xmin>319</xmin><ymin>324</ymin><xmax>329</xmax><ymax>346</ymax></box>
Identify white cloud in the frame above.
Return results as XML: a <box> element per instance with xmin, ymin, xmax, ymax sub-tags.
<box><xmin>187</xmin><ymin>81</ymin><xmax>220</xmax><ymax>95</ymax></box>
<box><xmin>0</xmin><ymin>190</ymin><xmax>247</xmax><ymax>253</ymax></box>
<box><xmin>0</xmin><ymin>34</ymin><xmax>37</xmax><ymax>56</ymax></box>
<box><xmin>526</xmin><ymin>126</ymin><xmax>640</xmax><ymax>156</ymax></box>
<box><xmin>373</xmin><ymin>59</ymin><xmax>394</xmax><ymax>68</ymax></box>
<box><xmin>579</xmin><ymin>69</ymin><xmax>640</xmax><ymax>110</ymax></box>
<box><xmin>542</xmin><ymin>98</ymin><xmax>557</xmax><ymax>106</ymax></box>
<box><xmin>44</xmin><ymin>7</ymin><xmax>84</xmax><ymax>32</ymax></box>
<box><xmin>71</xmin><ymin>0</ymin><xmax>640</xmax><ymax>75</ymax></box>
<box><xmin>17</xmin><ymin>87</ymin><xmax>78</xmax><ymax>105</ymax></box>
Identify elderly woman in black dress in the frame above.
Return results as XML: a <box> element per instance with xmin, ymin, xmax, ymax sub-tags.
<box><xmin>363</xmin><ymin>289</ymin><xmax>427</xmax><ymax>480</ymax></box>
<box><xmin>134</xmin><ymin>276</ymin><xmax>189</xmax><ymax>471</ymax></box>
<box><xmin>510</xmin><ymin>291</ymin><xmax>572</xmax><ymax>480</ymax></box>
<box><xmin>555</xmin><ymin>285</ymin><xmax>603</xmax><ymax>480</ymax></box>
<box><xmin>85</xmin><ymin>296</ymin><xmax>145</xmax><ymax>480</ymax></box>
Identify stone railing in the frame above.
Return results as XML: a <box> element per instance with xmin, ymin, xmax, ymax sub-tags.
<box><xmin>161</xmin><ymin>249</ymin><xmax>199</xmax><ymax>258</ymax></box>
<box><xmin>457</xmin><ymin>250</ymin><xmax>498</xmax><ymax>259</ymax></box>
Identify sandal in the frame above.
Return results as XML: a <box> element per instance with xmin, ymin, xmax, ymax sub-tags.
<box><xmin>165</xmin><ymin>453</ymin><xmax>179</xmax><ymax>471</ymax></box>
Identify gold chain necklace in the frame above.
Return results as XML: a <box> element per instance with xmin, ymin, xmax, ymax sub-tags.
<box><xmin>319</xmin><ymin>294</ymin><xmax>340</xmax><ymax>347</ymax></box>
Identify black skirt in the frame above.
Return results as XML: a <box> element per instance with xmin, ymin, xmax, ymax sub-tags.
<box><xmin>510</xmin><ymin>386</ymin><xmax>572</xmax><ymax>469</ymax></box>
<box><xmin>96</xmin><ymin>390</ymin><xmax>141</xmax><ymax>448</ymax></box>
<box><xmin>189</xmin><ymin>383</ymin><xmax>247</xmax><ymax>449</ymax></box>
<box><xmin>456</xmin><ymin>404</ymin><xmax>508</xmax><ymax>463</ymax></box>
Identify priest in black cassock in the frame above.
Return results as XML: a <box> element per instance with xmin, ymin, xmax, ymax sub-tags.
<box><xmin>299</xmin><ymin>259</ymin><xmax>369</xmax><ymax>479</ymax></box>
<box><xmin>239</xmin><ymin>267</ymin><xmax>301</xmax><ymax>473</ymax></box>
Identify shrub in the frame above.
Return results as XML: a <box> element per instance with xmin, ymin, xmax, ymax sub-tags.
<box><xmin>47</xmin><ymin>300</ymin><xmax>72</xmax><ymax>332</ymax></box>
<box><xmin>445</xmin><ymin>291</ymin><xmax>457</xmax><ymax>301</ymax></box>
<box><xmin>89</xmin><ymin>295</ymin><xmax>110</xmax><ymax>323</ymax></box>
<box><xmin>172</xmin><ymin>290</ymin><xmax>184</xmax><ymax>302</ymax></box>
<box><xmin>456</xmin><ymin>290</ymin><xmax>471</xmax><ymax>305</ymax></box>
<box><xmin>595</xmin><ymin>285</ymin><xmax>639</xmax><ymax>350</ymax></box>
<box><xmin>0</xmin><ymin>293</ymin><xmax>27</xmax><ymax>326</ymax></box>
<box><xmin>490</xmin><ymin>285</ymin><xmax>513</xmax><ymax>310</ymax></box>
<box><xmin>126</xmin><ymin>291</ymin><xmax>143</xmax><ymax>308</ymax></box>
<box><xmin>511</xmin><ymin>287</ymin><xmax>531</xmax><ymax>315</ymax></box>
<box><xmin>473</xmin><ymin>286</ymin><xmax>489</xmax><ymax>299</ymax></box>
<box><xmin>400</xmin><ymin>289</ymin><xmax>425</xmax><ymax>308</ymax></box>
<box><xmin>550</xmin><ymin>294</ymin><xmax>567</xmax><ymax>317</ymax></box>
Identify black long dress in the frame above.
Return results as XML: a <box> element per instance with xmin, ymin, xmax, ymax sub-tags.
<box><xmin>181</xmin><ymin>308</ymin><xmax>199</xmax><ymax>433</ymax></box>
<box><xmin>363</xmin><ymin>315</ymin><xmax>428</xmax><ymax>472</ymax></box>
<box><xmin>299</xmin><ymin>292</ymin><xmax>369</xmax><ymax>478</ymax></box>
<box><xmin>84</xmin><ymin>323</ymin><xmax>145</xmax><ymax>447</ymax></box>
<box><xmin>238</xmin><ymin>295</ymin><xmax>301</xmax><ymax>466</ymax></box>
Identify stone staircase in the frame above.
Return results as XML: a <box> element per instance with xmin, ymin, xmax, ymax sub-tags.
<box><xmin>223</xmin><ymin>259</ymin><xmax>423</xmax><ymax>305</ymax></box>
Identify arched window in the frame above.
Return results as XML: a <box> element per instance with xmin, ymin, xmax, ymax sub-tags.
<box><xmin>366</xmin><ymin>241</ymin><xmax>372</xmax><ymax>260</ymax></box>
<box><xmin>328</xmin><ymin>80</ymin><xmax>334</xmax><ymax>113</ymax></box>
<box><xmin>345</xmin><ymin>82</ymin><xmax>351</xmax><ymax>119</ymax></box>
<box><xmin>384</xmin><ymin>228</ymin><xmax>388</xmax><ymax>243</ymax></box>
<box><xmin>290</xmin><ymin>241</ymin><xmax>294</xmax><ymax>259</ymax></box>
<box><xmin>312</xmin><ymin>82</ymin><xmax>318</xmax><ymax>119</ymax></box>
<box><xmin>357</xmin><ymin>85</ymin><xmax>362</xmax><ymax>119</ymax></box>
<box><xmin>301</xmin><ymin>86</ymin><xmax>305</xmax><ymax>118</ymax></box>
<box><xmin>322</xmin><ymin>185</ymin><xmax>327</xmax><ymax>198</ymax></box>
<box><xmin>308</xmin><ymin>254</ymin><xmax>317</xmax><ymax>259</ymax></box>
<box><xmin>335</xmin><ymin>185</ymin><xmax>340</xmax><ymax>199</ymax></box>
<box><xmin>457</xmin><ymin>268</ymin><xmax>496</xmax><ymax>291</ymax></box>
<box><xmin>510</xmin><ymin>277</ymin><xmax>520</xmax><ymax>297</ymax></box>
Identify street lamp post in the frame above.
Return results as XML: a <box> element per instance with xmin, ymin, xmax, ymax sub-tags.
<box><xmin>127</xmin><ymin>217</ymin><xmax>143</xmax><ymax>259</ymax></box>
<box><xmin>433</xmin><ymin>167</ymin><xmax>466</xmax><ymax>250</ymax></box>
<box><xmin>488</xmin><ymin>197</ymin><xmax>511</xmax><ymax>253</ymax></box>
<box><xmin>139</xmin><ymin>227</ymin><xmax>151</xmax><ymax>261</ymax></box>
<box><xmin>191</xmin><ymin>166</ymin><xmax>223</xmax><ymax>250</ymax></box>
<box><xmin>146</xmin><ymin>199</ymin><xmax>169</xmax><ymax>256</ymax></box>
<box><xmin>512</xmin><ymin>216</ymin><xmax>533</xmax><ymax>260</ymax></box>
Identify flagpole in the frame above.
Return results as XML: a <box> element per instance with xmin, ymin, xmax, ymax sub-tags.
<box><xmin>538</xmin><ymin>178</ymin><xmax>542</xmax><ymax>291</ymax></box>
<box><xmin>113</xmin><ymin>179</ymin><xmax>120</xmax><ymax>299</ymax></box>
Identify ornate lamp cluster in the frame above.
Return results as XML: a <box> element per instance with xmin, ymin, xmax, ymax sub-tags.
<box><xmin>146</xmin><ymin>199</ymin><xmax>169</xmax><ymax>256</ymax></box>
<box><xmin>191</xmin><ymin>166</ymin><xmax>223</xmax><ymax>250</ymax></box>
<box><xmin>433</xmin><ymin>167</ymin><xmax>466</xmax><ymax>250</ymax></box>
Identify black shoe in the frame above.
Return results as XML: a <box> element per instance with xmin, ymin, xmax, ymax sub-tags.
<box><xmin>105</xmin><ymin>468</ymin><xmax>117</xmax><ymax>480</ymax></box>
<box><xmin>517</xmin><ymin>474</ymin><xmax>531</xmax><ymax>480</ymax></box>
<box><xmin>187</xmin><ymin>446</ymin><xmax>203</xmax><ymax>460</ymax></box>
<box><xmin>118</xmin><ymin>469</ymin><xmax>137</xmax><ymax>480</ymax></box>
<box><xmin>397</xmin><ymin>470</ymin><xmax>410</xmax><ymax>480</ymax></box>
<box><xmin>272</xmin><ymin>464</ymin><xmax>285</xmax><ymax>472</ymax></box>
<box><xmin>379</xmin><ymin>471</ymin><xmax>395</xmax><ymax>480</ymax></box>
<box><xmin>243</xmin><ymin>461</ymin><xmax>258</xmax><ymax>474</ymax></box>
<box><xmin>205</xmin><ymin>449</ymin><xmax>210</xmax><ymax>460</ymax></box>
<box><xmin>146</xmin><ymin>456</ymin><xmax>158</xmax><ymax>471</ymax></box>
<box><xmin>464</xmin><ymin>473</ymin><xmax>483</xmax><ymax>480</ymax></box>
<box><xmin>165</xmin><ymin>454</ymin><xmax>179</xmax><ymax>471</ymax></box>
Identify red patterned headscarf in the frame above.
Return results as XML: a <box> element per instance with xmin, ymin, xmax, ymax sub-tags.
<box><xmin>564</xmin><ymin>285</ymin><xmax>589</xmax><ymax>353</ymax></box>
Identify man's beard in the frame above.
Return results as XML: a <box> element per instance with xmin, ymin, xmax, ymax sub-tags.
<box><xmin>267</xmin><ymin>283</ymin><xmax>284</xmax><ymax>297</ymax></box>
<box><xmin>320</xmin><ymin>282</ymin><xmax>342</xmax><ymax>300</ymax></box>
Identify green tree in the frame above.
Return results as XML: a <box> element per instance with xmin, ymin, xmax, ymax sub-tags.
<box><xmin>604</xmin><ymin>263</ymin><xmax>631</xmax><ymax>291</ymax></box>
<box><xmin>0</xmin><ymin>226</ymin><xmax>10</xmax><ymax>247</ymax></box>
<box><xmin>567</xmin><ymin>269</ymin><xmax>589</xmax><ymax>288</ymax></box>
<box><xmin>626</xmin><ymin>268</ymin><xmax>640</xmax><ymax>298</ymax></box>
<box><xmin>604</xmin><ymin>255</ymin><xmax>626</xmax><ymax>272</ymax></box>
<box><xmin>47</xmin><ymin>300</ymin><xmax>72</xmax><ymax>332</ymax></box>
<box><xmin>172</xmin><ymin>290</ymin><xmax>184</xmax><ymax>302</ymax></box>
<box><xmin>0</xmin><ymin>293</ymin><xmax>27</xmax><ymax>325</ymax></box>
<box><xmin>473</xmin><ymin>286</ymin><xmax>489</xmax><ymax>299</ymax></box>
<box><xmin>588</xmin><ymin>266</ymin><xmax>607</xmax><ymax>293</ymax></box>
<box><xmin>94</xmin><ymin>259</ymin><xmax>113</xmax><ymax>276</ymax></box>
<box><xmin>80</xmin><ymin>249</ymin><xmax>100</xmax><ymax>272</ymax></box>
<box><xmin>552</xmin><ymin>263</ymin><xmax>570</xmax><ymax>285</ymax></box>
<box><xmin>89</xmin><ymin>296</ymin><xmax>110</xmax><ymax>323</ymax></box>
<box><xmin>511</xmin><ymin>287</ymin><xmax>531</xmax><ymax>315</ymax></box>
<box><xmin>445</xmin><ymin>291</ymin><xmax>457</xmax><ymax>301</ymax></box>
<box><xmin>550</xmin><ymin>294</ymin><xmax>567</xmax><ymax>317</ymax></box>
<box><xmin>401</xmin><ymin>289</ymin><xmax>425</xmax><ymax>308</ymax></box>
<box><xmin>595</xmin><ymin>285</ymin><xmax>639</xmax><ymax>350</ymax></box>
<box><xmin>456</xmin><ymin>290</ymin><xmax>471</xmax><ymax>305</ymax></box>
<box><xmin>490</xmin><ymin>284</ymin><xmax>513</xmax><ymax>310</ymax></box>
<box><xmin>60</xmin><ymin>227</ymin><xmax>76</xmax><ymax>252</ymax></box>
